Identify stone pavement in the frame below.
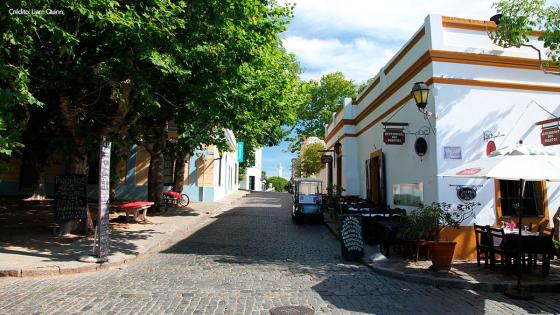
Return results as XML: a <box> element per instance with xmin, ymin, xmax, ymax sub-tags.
<box><xmin>363</xmin><ymin>257</ymin><xmax>560</xmax><ymax>293</ymax></box>
<box><xmin>0</xmin><ymin>190</ymin><xmax>249</xmax><ymax>277</ymax></box>
<box><xmin>0</xmin><ymin>192</ymin><xmax>559</xmax><ymax>314</ymax></box>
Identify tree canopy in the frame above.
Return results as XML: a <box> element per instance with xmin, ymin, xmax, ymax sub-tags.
<box><xmin>297</xmin><ymin>142</ymin><xmax>325</xmax><ymax>177</ymax></box>
<box><xmin>266</xmin><ymin>176</ymin><xmax>289</xmax><ymax>192</ymax></box>
<box><xmin>0</xmin><ymin>0</ymin><xmax>303</xmax><ymax>207</ymax></box>
<box><xmin>290</xmin><ymin>72</ymin><xmax>357</xmax><ymax>151</ymax></box>
<box><xmin>491</xmin><ymin>0</ymin><xmax>560</xmax><ymax>70</ymax></box>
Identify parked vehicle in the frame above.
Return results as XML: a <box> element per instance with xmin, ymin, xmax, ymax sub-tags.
<box><xmin>162</xmin><ymin>190</ymin><xmax>190</xmax><ymax>209</ymax></box>
<box><xmin>291</xmin><ymin>178</ymin><xmax>324</xmax><ymax>224</ymax></box>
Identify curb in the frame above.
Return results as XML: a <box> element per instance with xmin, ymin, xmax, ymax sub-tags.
<box><xmin>323</xmin><ymin>216</ymin><xmax>560</xmax><ymax>293</ymax></box>
<box><xmin>1</xmin><ymin>191</ymin><xmax>250</xmax><ymax>278</ymax></box>
<box><xmin>361</xmin><ymin>259</ymin><xmax>560</xmax><ymax>293</ymax></box>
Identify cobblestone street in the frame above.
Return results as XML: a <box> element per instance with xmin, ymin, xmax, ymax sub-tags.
<box><xmin>0</xmin><ymin>192</ymin><xmax>559</xmax><ymax>315</ymax></box>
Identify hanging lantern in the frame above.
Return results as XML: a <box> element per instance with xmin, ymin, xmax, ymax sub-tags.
<box><xmin>411</xmin><ymin>82</ymin><xmax>430</xmax><ymax>111</ymax></box>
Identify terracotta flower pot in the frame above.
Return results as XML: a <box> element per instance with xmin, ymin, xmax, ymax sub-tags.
<box><xmin>427</xmin><ymin>241</ymin><xmax>456</xmax><ymax>271</ymax></box>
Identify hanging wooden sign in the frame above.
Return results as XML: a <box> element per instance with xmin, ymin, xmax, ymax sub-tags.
<box><xmin>383</xmin><ymin>129</ymin><xmax>405</xmax><ymax>145</ymax></box>
<box><xmin>541</xmin><ymin>127</ymin><xmax>560</xmax><ymax>146</ymax></box>
<box><xmin>321</xmin><ymin>155</ymin><xmax>333</xmax><ymax>164</ymax></box>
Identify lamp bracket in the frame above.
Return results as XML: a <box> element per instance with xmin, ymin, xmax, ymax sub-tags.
<box><xmin>381</xmin><ymin>122</ymin><xmax>408</xmax><ymax>130</ymax></box>
<box><xmin>404</xmin><ymin>126</ymin><xmax>431</xmax><ymax>137</ymax></box>
<box><xmin>449</xmin><ymin>184</ymin><xmax>484</xmax><ymax>190</ymax></box>
<box><xmin>483</xmin><ymin>130</ymin><xmax>505</xmax><ymax>141</ymax></box>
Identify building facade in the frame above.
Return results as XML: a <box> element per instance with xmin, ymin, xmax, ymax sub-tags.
<box><xmin>239</xmin><ymin>148</ymin><xmax>263</xmax><ymax>191</ymax></box>
<box><xmin>0</xmin><ymin>130</ymin><xmax>240</xmax><ymax>203</ymax></box>
<box><xmin>322</xmin><ymin>15</ymin><xmax>560</xmax><ymax>259</ymax></box>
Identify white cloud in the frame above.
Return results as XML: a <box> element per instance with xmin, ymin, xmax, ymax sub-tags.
<box><xmin>280</xmin><ymin>0</ymin><xmax>496</xmax><ymax>82</ymax></box>
<box><xmin>283</xmin><ymin>36</ymin><xmax>395</xmax><ymax>82</ymax></box>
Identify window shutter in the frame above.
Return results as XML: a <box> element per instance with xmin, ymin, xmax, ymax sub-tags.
<box><xmin>379</xmin><ymin>153</ymin><xmax>386</xmax><ymax>207</ymax></box>
<box><xmin>365</xmin><ymin>159</ymin><xmax>371</xmax><ymax>201</ymax></box>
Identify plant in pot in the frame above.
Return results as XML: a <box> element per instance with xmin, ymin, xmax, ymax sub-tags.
<box><xmin>401</xmin><ymin>202</ymin><xmax>478</xmax><ymax>271</ymax></box>
<box><xmin>553</xmin><ymin>240</ymin><xmax>560</xmax><ymax>259</ymax></box>
<box><xmin>324</xmin><ymin>184</ymin><xmax>345</xmax><ymax>227</ymax></box>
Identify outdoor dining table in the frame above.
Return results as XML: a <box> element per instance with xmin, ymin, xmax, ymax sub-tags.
<box><xmin>500</xmin><ymin>229</ymin><xmax>555</xmax><ymax>276</ymax></box>
<box><xmin>344</xmin><ymin>206</ymin><xmax>403</xmax><ymax>245</ymax></box>
<box><xmin>374</xmin><ymin>220</ymin><xmax>408</xmax><ymax>257</ymax></box>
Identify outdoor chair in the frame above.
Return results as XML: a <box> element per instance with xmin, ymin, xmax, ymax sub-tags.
<box><xmin>487</xmin><ymin>226</ymin><xmax>508</xmax><ymax>270</ymax></box>
<box><xmin>528</xmin><ymin>225</ymin><xmax>556</xmax><ymax>274</ymax></box>
<box><xmin>473</xmin><ymin>224</ymin><xmax>490</xmax><ymax>267</ymax></box>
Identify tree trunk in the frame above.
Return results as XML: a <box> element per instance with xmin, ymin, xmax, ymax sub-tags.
<box><xmin>27</xmin><ymin>171</ymin><xmax>47</xmax><ymax>200</ymax></box>
<box><xmin>147</xmin><ymin>143</ymin><xmax>164</xmax><ymax>208</ymax></box>
<box><xmin>172</xmin><ymin>158</ymin><xmax>186</xmax><ymax>193</ymax></box>
<box><xmin>21</xmin><ymin>158</ymin><xmax>48</xmax><ymax>200</ymax></box>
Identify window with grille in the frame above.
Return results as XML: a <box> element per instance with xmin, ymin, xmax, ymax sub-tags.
<box><xmin>498</xmin><ymin>180</ymin><xmax>545</xmax><ymax>217</ymax></box>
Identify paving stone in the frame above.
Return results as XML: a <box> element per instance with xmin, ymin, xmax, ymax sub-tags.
<box><xmin>0</xmin><ymin>192</ymin><xmax>559</xmax><ymax>314</ymax></box>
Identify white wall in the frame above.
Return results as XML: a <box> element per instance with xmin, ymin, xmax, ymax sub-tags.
<box><xmin>211</xmin><ymin>147</ymin><xmax>239</xmax><ymax>201</ymax></box>
<box><xmin>434</xmin><ymin>84</ymin><xmax>560</xmax><ymax>226</ymax></box>
<box><xmin>240</xmin><ymin>148</ymin><xmax>263</xmax><ymax>191</ymax></box>
<box><xmin>324</xmin><ymin>14</ymin><xmax>560</xmax><ymax>227</ymax></box>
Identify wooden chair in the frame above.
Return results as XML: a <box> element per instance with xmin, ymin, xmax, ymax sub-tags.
<box><xmin>487</xmin><ymin>226</ymin><xmax>508</xmax><ymax>270</ymax></box>
<box><xmin>530</xmin><ymin>225</ymin><xmax>556</xmax><ymax>275</ymax></box>
<box><xmin>473</xmin><ymin>224</ymin><xmax>490</xmax><ymax>267</ymax></box>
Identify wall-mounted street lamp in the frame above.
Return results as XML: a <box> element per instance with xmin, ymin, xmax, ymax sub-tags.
<box><xmin>214</xmin><ymin>151</ymin><xmax>224</xmax><ymax>160</ymax></box>
<box><xmin>333</xmin><ymin>142</ymin><xmax>342</xmax><ymax>155</ymax></box>
<box><xmin>411</xmin><ymin>82</ymin><xmax>436</xmax><ymax>135</ymax></box>
<box><xmin>411</xmin><ymin>82</ymin><xmax>430</xmax><ymax>113</ymax></box>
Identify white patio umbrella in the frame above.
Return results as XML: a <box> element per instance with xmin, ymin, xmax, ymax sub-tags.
<box><xmin>439</xmin><ymin>145</ymin><xmax>560</xmax><ymax>181</ymax></box>
<box><xmin>438</xmin><ymin>144</ymin><xmax>560</xmax><ymax>300</ymax></box>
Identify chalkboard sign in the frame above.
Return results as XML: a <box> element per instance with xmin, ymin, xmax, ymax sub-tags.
<box><xmin>96</xmin><ymin>138</ymin><xmax>111</xmax><ymax>258</ymax></box>
<box><xmin>340</xmin><ymin>214</ymin><xmax>364</xmax><ymax>261</ymax></box>
<box><xmin>54</xmin><ymin>175</ymin><xmax>87</xmax><ymax>220</ymax></box>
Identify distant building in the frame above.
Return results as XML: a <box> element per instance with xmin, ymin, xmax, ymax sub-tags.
<box><xmin>277</xmin><ymin>163</ymin><xmax>283</xmax><ymax>178</ymax></box>
<box><xmin>0</xmin><ymin>129</ymin><xmax>240</xmax><ymax>202</ymax></box>
<box><xmin>239</xmin><ymin>148</ymin><xmax>263</xmax><ymax>191</ymax></box>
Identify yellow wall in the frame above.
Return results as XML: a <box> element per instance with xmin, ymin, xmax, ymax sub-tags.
<box><xmin>0</xmin><ymin>158</ymin><xmax>21</xmax><ymax>182</ymax></box>
<box><xmin>183</xmin><ymin>156</ymin><xmax>190</xmax><ymax>184</ymax></box>
<box><xmin>196</xmin><ymin>157</ymin><xmax>214</xmax><ymax>187</ymax></box>
<box><xmin>440</xmin><ymin>226</ymin><xmax>477</xmax><ymax>260</ymax></box>
<box><xmin>135</xmin><ymin>148</ymin><xmax>150</xmax><ymax>185</ymax></box>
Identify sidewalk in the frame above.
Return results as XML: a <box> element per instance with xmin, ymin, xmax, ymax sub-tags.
<box><xmin>323</xmin><ymin>216</ymin><xmax>560</xmax><ymax>293</ymax></box>
<box><xmin>0</xmin><ymin>190</ymin><xmax>249</xmax><ymax>277</ymax></box>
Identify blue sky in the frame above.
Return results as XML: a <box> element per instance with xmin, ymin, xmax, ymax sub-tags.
<box><xmin>262</xmin><ymin>0</ymin><xmax>496</xmax><ymax>179</ymax></box>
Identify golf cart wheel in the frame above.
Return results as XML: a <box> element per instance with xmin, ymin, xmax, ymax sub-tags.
<box><xmin>292</xmin><ymin>212</ymin><xmax>303</xmax><ymax>225</ymax></box>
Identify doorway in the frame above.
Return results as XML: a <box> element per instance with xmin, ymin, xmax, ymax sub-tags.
<box><xmin>336</xmin><ymin>156</ymin><xmax>342</xmax><ymax>188</ymax></box>
<box><xmin>249</xmin><ymin>176</ymin><xmax>255</xmax><ymax>191</ymax></box>
<box><xmin>366</xmin><ymin>149</ymin><xmax>386</xmax><ymax>207</ymax></box>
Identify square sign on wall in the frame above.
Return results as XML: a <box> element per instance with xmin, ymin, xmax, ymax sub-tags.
<box><xmin>237</xmin><ymin>141</ymin><xmax>244</xmax><ymax>163</ymax></box>
<box><xmin>444</xmin><ymin>146</ymin><xmax>462</xmax><ymax>160</ymax></box>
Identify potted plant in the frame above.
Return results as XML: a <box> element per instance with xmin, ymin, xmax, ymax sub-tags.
<box><xmin>400</xmin><ymin>202</ymin><xmax>478</xmax><ymax>271</ymax></box>
<box><xmin>324</xmin><ymin>184</ymin><xmax>345</xmax><ymax>228</ymax></box>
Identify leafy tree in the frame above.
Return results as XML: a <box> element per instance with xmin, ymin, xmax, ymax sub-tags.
<box><xmin>357</xmin><ymin>77</ymin><xmax>377</xmax><ymax>94</ymax></box>
<box><xmin>490</xmin><ymin>0</ymin><xmax>560</xmax><ymax>72</ymax></box>
<box><xmin>298</xmin><ymin>142</ymin><xmax>325</xmax><ymax>177</ymax></box>
<box><xmin>290</xmin><ymin>72</ymin><xmax>357</xmax><ymax>151</ymax></box>
<box><xmin>266</xmin><ymin>176</ymin><xmax>289</xmax><ymax>192</ymax></box>
<box><xmin>1</xmin><ymin>0</ymin><xmax>300</xmax><ymax>229</ymax></box>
